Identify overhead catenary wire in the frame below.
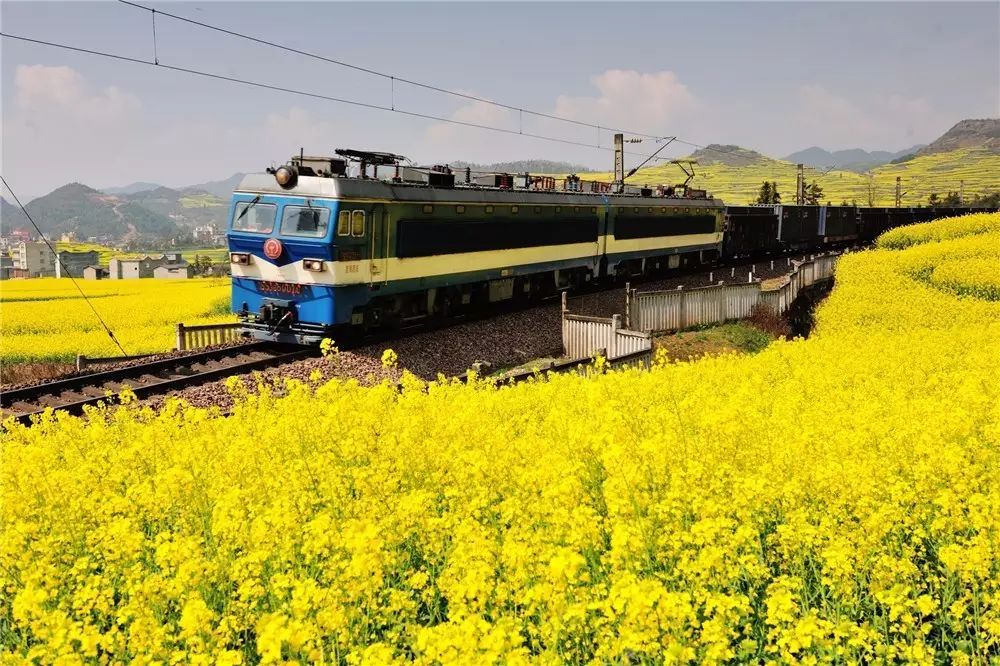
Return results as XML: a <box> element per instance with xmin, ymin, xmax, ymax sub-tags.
<box><xmin>0</xmin><ymin>175</ymin><xmax>129</xmax><ymax>357</ymax></box>
<box><xmin>0</xmin><ymin>31</ymin><xmax>698</xmax><ymax>172</ymax></box>
<box><xmin>114</xmin><ymin>0</ymin><xmax>766</xmax><ymax>167</ymax></box>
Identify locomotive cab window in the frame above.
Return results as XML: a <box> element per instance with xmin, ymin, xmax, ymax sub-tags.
<box><xmin>337</xmin><ymin>210</ymin><xmax>351</xmax><ymax>236</ymax></box>
<box><xmin>351</xmin><ymin>210</ymin><xmax>365</xmax><ymax>237</ymax></box>
<box><xmin>232</xmin><ymin>201</ymin><xmax>276</xmax><ymax>233</ymax></box>
<box><xmin>281</xmin><ymin>205</ymin><xmax>330</xmax><ymax>238</ymax></box>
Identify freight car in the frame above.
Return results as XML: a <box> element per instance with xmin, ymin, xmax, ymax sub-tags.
<box><xmin>227</xmin><ymin>149</ymin><xmax>989</xmax><ymax>344</ymax></box>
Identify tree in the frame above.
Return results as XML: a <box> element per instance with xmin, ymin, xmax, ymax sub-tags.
<box><xmin>942</xmin><ymin>191</ymin><xmax>961</xmax><ymax>206</ymax></box>
<box><xmin>193</xmin><ymin>254</ymin><xmax>214</xmax><ymax>276</ymax></box>
<box><xmin>804</xmin><ymin>180</ymin><xmax>824</xmax><ymax>205</ymax></box>
<box><xmin>754</xmin><ymin>181</ymin><xmax>782</xmax><ymax>205</ymax></box>
<box><xmin>970</xmin><ymin>191</ymin><xmax>1000</xmax><ymax>208</ymax></box>
<box><xmin>755</xmin><ymin>181</ymin><xmax>773</xmax><ymax>204</ymax></box>
<box><xmin>928</xmin><ymin>192</ymin><xmax>940</xmax><ymax>206</ymax></box>
<box><xmin>865</xmin><ymin>173</ymin><xmax>878</xmax><ymax>207</ymax></box>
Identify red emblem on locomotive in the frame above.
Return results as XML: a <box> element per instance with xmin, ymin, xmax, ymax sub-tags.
<box><xmin>263</xmin><ymin>238</ymin><xmax>283</xmax><ymax>260</ymax></box>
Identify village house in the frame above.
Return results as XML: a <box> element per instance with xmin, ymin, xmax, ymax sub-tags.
<box><xmin>108</xmin><ymin>253</ymin><xmax>184</xmax><ymax>279</ymax></box>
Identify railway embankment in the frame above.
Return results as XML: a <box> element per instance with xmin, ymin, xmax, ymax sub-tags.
<box><xmin>4</xmin><ymin>252</ymin><xmax>840</xmax><ymax>419</ymax></box>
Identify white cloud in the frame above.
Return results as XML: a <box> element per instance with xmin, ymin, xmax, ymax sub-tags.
<box><xmin>15</xmin><ymin>64</ymin><xmax>140</xmax><ymax>120</ymax></box>
<box><xmin>422</xmin><ymin>93</ymin><xmax>520</xmax><ymax>163</ymax></box>
<box><xmin>553</xmin><ymin>70</ymin><xmax>698</xmax><ymax>135</ymax></box>
<box><xmin>419</xmin><ymin>72</ymin><xmax>700</xmax><ymax>165</ymax></box>
<box><xmin>2</xmin><ymin>63</ymin><xmax>967</xmax><ymax>198</ymax></box>
<box><xmin>3</xmin><ymin>66</ymin><xmax>364</xmax><ymax>196</ymax></box>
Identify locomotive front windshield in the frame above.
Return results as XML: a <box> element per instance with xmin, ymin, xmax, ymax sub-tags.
<box><xmin>232</xmin><ymin>201</ymin><xmax>276</xmax><ymax>233</ymax></box>
<box><xmin>280</xmin><ymin>205</ymin><xmax>330</xmax><ymax>237</ymax></box>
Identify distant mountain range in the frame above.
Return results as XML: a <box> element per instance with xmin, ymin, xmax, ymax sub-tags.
<box><xmin>100</xmin><ymin>181</ymin><xmax>166</xmax><ymax>196</ymax></box>
<box><xmin>6</xmin><ymin>119</ymin><xmax>994</xmax><ymax>243</ymax></box>
<box><xmin>181</xmin><ymin>173</ymin><xmax>248</xmax><ymax>200</ymax></box>
<box><xmin>99</xmin><ymin>173</ymin><xmax>247</xmax><ymax>200</ymax></box>
<box><xmin>784</xmin><ymin>119</ymin><xmax>1000</xmax><ymax>172</ymax></box>
<box><xmin>783</xmin><ymin>145</ymin><xmax>925</xmax><ymax>172</ymax></box>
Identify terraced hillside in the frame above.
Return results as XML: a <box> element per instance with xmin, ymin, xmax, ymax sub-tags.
<box><xmin>580</xmin><ymin>147</ymin><xmax>999</xmax><ymax>206</ymax></box>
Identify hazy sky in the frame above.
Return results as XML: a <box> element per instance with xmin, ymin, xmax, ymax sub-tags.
<box><xmin>2</xmin><ymin>1</ymin><xmax>998</xmax><ymax>198</ymax></box>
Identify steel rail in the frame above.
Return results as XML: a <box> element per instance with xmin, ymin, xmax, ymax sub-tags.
<box><xmin>3</xmin><ymin>342</ymin><xmax>315</xmax><ymax>426</ymax></box>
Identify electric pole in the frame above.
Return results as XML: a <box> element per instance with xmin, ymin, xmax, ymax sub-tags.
<box><xmin>796</xmin><ymin>163</ymin><xmax>804</xmax><ymax>205</ymax></box>
<box><xmin>960</xmin><ymin>180</ymin><xmax>964</xmax><ymax>204</ymax></box>
<box><xmin>895</xmin><ymin>176</ymin><xmax>901</xmax><ymax>208</ymax></box>
<box><xmin>613</xmin><ymin>133</ymin><xmax>624</xmax><ymax>194</ymax></box>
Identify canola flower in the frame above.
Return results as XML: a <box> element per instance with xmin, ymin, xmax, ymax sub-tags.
<box><xmin>877</xmin><ymin>211</ymin><xmax>1000</xmax><ymax>250</ymax></box>
<box><xmin>2</xmin><ymin>214</ymin><xmax>1000</xmax><ymax>664</ymax></box>
<box><xmin>0</xmin><ymin>278</ymin><xmax>233</xmax><ymax>364</ymax></box>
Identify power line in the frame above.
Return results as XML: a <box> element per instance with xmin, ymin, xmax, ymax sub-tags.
<box><xmin>0</xmin><ymin>175</ymin><xmax>129</xmax><ymax>357</ymax></box>
<box><xmin>114</xmin><ymin>0</ymin><xmax>766</xmax><ymax>167</ymax></box>
<box><xmin>0</xmin><ymin>31</ymin><xmax>690</xmax><ymax>169</ymax></box>
<box><xmin>116</xmin><ymin>0</ymin><xmax>654</xmax><ymax>139</ymax></box>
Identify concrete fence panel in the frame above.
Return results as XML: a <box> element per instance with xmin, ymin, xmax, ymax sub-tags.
<box><xmin>627</xmin><ymin>255</ymin><xmax>838</xmax><ymax>333</ymax></box>
<box><xmin>176</xmin><ymin>322</ymin><xmax>243</xmax><ymax>351</ymax></box>
<box><xmin>561</xmin><ymin>294</ymin><xmax>652</xmax><ymax>360</ymax></box>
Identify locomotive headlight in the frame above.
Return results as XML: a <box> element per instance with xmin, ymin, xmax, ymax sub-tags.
<box><xmin>274</xmin><ymin>164</ymin><xmax>298</xmax><ymax>188</ymax></box>
<box><xmin>303</xmin><ymin>258</ymin><xmax>325</xmax><ymax>272</ymax></box>
<box><xmin>230</xmin><ymin>252</ymin><xmax>251</xmax><ymax>265</ymax></box>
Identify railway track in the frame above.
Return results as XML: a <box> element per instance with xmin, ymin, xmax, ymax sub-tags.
<box><xmin>2</xmin><ymin>248</ymin><xmax>845</xmax><ymax>428</ymax></box>
<box><xmin>1</xmin><ymin>342</ymin><xmax>315</xmax><ymax>426</ymax></box>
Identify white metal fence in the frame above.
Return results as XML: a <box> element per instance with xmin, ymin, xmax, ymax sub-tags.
<box><xmin>176</xmin><ymin>322</ymin><xmax>244</xmax><ymax>350</ymax></box>
<box><xmin>626</xmin><ymin>254</ymin><xmax>838</xmax><ymax>333</ymax></box>
<box><xmin>562</xmin><ymin>293</ymin><xmax>652</xmax><ymax>360</ymax></box>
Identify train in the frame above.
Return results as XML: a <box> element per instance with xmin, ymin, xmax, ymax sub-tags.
<box><xmin>226</xmin><ymin>149</ymin><xmax>984</xmax><ymax>344</ymax></box>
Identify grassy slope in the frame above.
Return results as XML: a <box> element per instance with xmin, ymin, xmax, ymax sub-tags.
<box><xmin>579</xmin><ymin>147</ymin><xmax>999</xmax><ymax>206</ymax></box>
<box><xmin>653</xmin><ymin>322</ymin><xmax>775</xmax><ymax>361</ymax></box>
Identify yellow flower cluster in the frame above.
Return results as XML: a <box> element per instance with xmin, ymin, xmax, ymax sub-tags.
<box><xmin>877</xmin><ymin>211</ymin><xmax>1000</xmax><ymax>249</ymax></box>
<box><xmin>929</xmin><ymin>256</ymin><xmax>1000</xmax><ymax>302</ymax></box>
<box><xmin>0</xmin><ymin>278</ymin><xmax>234</xmax><ymax>363</ymax></box>
<box><xmin>2</xmin><ymin>215</ymin><xmax>999</xmax><ymax>663</ymax></box>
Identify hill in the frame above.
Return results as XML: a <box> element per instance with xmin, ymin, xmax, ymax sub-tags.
<box><xmin>2</xmin><ymin>197</ymin><xmax>32</xmax><ymax>232</ymax></box>
<box><xmin>183</xmin><ymin>173</ymin><xmax>247</xmax><ymax>200</ymax></box>
<box><xmin>17</xmin><ymin>183</ymin><xmax>179</xmax><ymax>241</ymax></box>
<box><xmin>575</xmin><ymin>118</ymin><xmax>999</xmax><ymax>206</ymax></box>
<box><xmin>123</xmin><ymin>186</ymin><xmax>229</xmax><ymax>228</ymax></box>
<box><xmin>578</xmin><ymin>146</ymin><xmax>998</xmax><ymax>206</ymax></box>
<box><xmin>101</xmin><ymin>181</ymin><xmax>164</xmax><ymax>196</ymax></box>
<box><xmin>918</xmin><ymin>118</ymin><xmax>1000</xmax><ymax>156</ymax></box>
<box><xmin>785</xmin><ymin>145</ymin><xmax>924</xmax><ymax>172</ymax></box>
<box><xmin>686</xmin><ymin>144</ymin><xmax>769</xmax><ymax>167</ymax></box>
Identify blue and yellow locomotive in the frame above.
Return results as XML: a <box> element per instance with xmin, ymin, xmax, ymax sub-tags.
<box><xmin>227</xmin><ymin>149</ymin><xmax>725</xmax><ymax>343</ymax></box>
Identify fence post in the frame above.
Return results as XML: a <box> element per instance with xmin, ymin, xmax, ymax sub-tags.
<box><xmin>176</xmin><ymin>323</ymin><xmax>186</xmax><ymax>351</ymax></box>
<box><xmin>611</xmin><ymin>314</ymin><xmax>621</xmax><ymax>358</ymax></box>
<box><xmin>561</xmin><ymin>290</ymin><xmax>567</xmax><ymax>315</ymax></box>
<box><xmin>76</xmin><ymin>354</ymin><xmax>86</xmax><ymax>372</ymax></box>
<box><xmin>624</xmin><ymin>282</ymin><xmax>631</xmax><ymax>329</ymax></box>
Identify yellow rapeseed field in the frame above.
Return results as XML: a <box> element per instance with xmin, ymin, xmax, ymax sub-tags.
<box><xmin>0</xmin><ymin>278</ymin><xmax>234</xmax><ymax>364</ymax></box>
<box><xmin>2</xmin><ymin>214</ymin><xmax>999</xmax><ymax>664</ymax></box>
